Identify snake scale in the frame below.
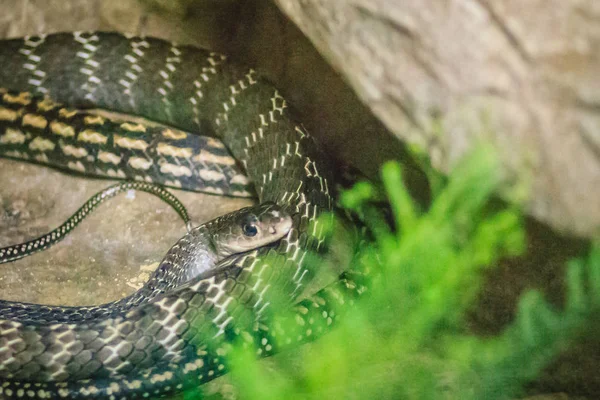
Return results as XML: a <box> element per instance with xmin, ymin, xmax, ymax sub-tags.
<box><xmin>0</xmin><ymin>32</ymin><xmax>367</xmax><ymax>399</ymax></box>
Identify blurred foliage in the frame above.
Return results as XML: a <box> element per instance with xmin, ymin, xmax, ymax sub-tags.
<box><xmin>186</xmin><ymin>147</ymin><xmax>599</xmax><ymax>400</ymax></box>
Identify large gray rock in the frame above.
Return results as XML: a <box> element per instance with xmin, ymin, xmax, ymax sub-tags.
<box><xmin>275</xmin><ymin>0</ymin><xmax>600</xmax><ymax>238</ymax></box>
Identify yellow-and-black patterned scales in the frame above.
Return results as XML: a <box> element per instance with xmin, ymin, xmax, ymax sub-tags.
<box><xmin>0</xmin><ymin>32</ymin><xmax>366</xmax><ymax>399</ymax></box>
<box><xmin>0</xmin><ymin>90</ymin><xmax>253</xmax><ymax>197</ymax></box>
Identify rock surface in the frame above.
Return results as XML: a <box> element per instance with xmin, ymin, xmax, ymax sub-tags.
<box><xmin>275</xmin><ymin>0</ymin><xmax>600</xmax><ymax>238</ymax></box>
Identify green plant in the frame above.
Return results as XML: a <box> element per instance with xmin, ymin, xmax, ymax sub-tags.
<box><xmin>188</xmin><ymin>147</ymin><xmax>599</xmax><ymax>400</ymax></box>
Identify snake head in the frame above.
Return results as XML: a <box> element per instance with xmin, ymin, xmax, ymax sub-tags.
<box><xmin>213</xmin><ymin>201</ymin><xmax>293</xmax><ymax>258</ymax></box>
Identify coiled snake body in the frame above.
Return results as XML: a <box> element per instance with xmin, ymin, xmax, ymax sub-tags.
<box><xmin>0</xmin><ymin>32</ymin><xmax>365</xmax><ymax>399</ymax></box>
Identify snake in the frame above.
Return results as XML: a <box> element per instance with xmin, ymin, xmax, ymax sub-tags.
<box><xmin>0</xmin><ymin>181</ymin><xmax>193</xmax><ymax>264</ymax></box>
<box><xmin>0</xmin><ymin>32</ymin><xmax>367</xmax><ymax>399</ymax></box>
<box><xmin>0</xmin><ymin>89</ymin><xmax>254</xmax><ymax>197</ymax></box>
<box><xmin>0</xmin><ymin>201</ymin><xmax>292</xmax><ymax>325</ymax></box>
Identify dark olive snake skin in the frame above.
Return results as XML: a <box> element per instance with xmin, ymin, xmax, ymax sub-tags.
<box><xmin>0</xmin><ymin>32</ymin><xmax>367</xmax><ymax>399</ymax></box>
<box><xmin>0</xmin><ymin>90</ymin><xmax>254</xmax><ymax>197</ymax></box>
<box><xmin>0</xmin><ymin>181</ymin><xmax>192</xmax><ymax>264</ymax></box>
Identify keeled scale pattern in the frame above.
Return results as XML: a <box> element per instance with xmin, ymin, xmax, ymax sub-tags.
<box><xmin>0</xmin><ymin>32</ymin><xmax>365</xmax><ymax>399</ymax></box>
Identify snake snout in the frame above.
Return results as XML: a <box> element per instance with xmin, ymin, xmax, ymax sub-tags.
<box><xmin>278</xmin><ymin>215</ymin><xmax>294</xmax><ymax>236</ymax></box>
<box><xmin>264</xmin><ymin>214</ymin><xmax>292</xmax><ymax>237</ymax></box>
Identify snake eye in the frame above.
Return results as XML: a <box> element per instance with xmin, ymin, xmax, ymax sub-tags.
<box><xmin>242</xmin><ymin>223</ymin><xmax>258</xmax><ymax>237</ymax></box>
